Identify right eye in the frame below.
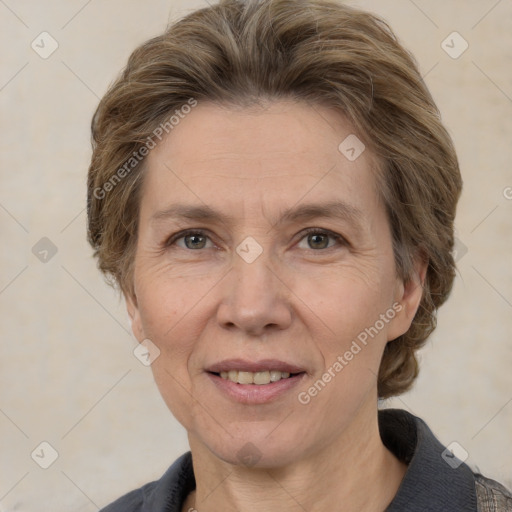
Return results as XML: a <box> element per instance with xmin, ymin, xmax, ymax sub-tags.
<box><xmin>165</xmin><ymin>229</ymin><xmax>214</xmax><ymax>250</ymax></box>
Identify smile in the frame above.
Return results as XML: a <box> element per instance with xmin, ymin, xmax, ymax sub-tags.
<box><xmin>205</xmin><ymin>358</ymin><xmax>308</xmax><ymax>403</ymax></box>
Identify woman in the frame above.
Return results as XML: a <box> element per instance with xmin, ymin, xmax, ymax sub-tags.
<box><xmin>87</xmin><ymin>0</ymin><xmax>512</xmax><ymax>510</ymax></box>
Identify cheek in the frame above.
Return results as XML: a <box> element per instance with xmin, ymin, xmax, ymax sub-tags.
<box><xmin>295</xmin><ymin>274</ymin><xmax>395</xmax><ymax>420</ymax></box>
<box><xmin>135</xmin><ymin>263</ymin><xmax>210</xmax><ymax>339</ymax></box>
<box><xmin>134</xmin><ymin>275</ymin><xmax>206</xmax><ymax>428</ymax></box>
<box><xmin>134</xmin><ymin>275</ymin><xmax>202</xmax><ymax>387</ymax></box>
<box><xmin>295</xmin><ymin>262</ymin><xmax>396</xmax><ymax>343</ymax></box>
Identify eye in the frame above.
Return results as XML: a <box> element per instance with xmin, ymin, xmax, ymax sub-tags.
<box><xmin>165</xmin><ymin>228</ymin><xmax>346</xmax><ymax>252</ymax></box>
<box><xmin>167</xmin><ymin>230</ymin><xmax>214</xmax><ymax>250</ymax></box>
<box><xmin>297</xmin><ymin>228</ymin><xmax>345</xmax><ymax>250</ymax></box>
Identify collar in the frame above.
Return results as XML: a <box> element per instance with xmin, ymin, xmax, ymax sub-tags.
<box><xmin>380</xmin><ymin>408</ymin><xmax>477</xmax><ymax>511</ymax></box>
<box><xmin>145</xmin><ymin>409</ymin><xmax>477</xmax><ymax>511</ymax></box>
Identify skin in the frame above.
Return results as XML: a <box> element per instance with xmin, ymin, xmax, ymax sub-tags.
<box><xmin>126</xmin><ymin>100</ymin><xmax>427</xmax><ymax>512</ymax></box>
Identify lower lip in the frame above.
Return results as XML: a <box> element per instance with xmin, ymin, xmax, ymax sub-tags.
<box><xmin>206</xmin><ymin>372</ymin><xmax>306</xmax><ymax>404</ymax></box>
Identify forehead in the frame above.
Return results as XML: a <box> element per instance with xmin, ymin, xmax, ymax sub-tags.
<box><xmin>141</xmin><ymin>100</ymin><xmax>381</xmax><ymax>223</ymax></box>
<box><xmin>149</xmin><ymin>100</ymin><xmax>364</xmax><ymax>166</ymax></box>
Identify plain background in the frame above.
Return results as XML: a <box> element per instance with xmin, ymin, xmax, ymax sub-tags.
<box><xmin>0</xmin><ymin>0</ymin><xmax>511</xmax><ymax>510</ymax></box>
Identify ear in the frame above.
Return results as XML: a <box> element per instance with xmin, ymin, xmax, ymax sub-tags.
<box><xmin>125</xmin><ymin>288</ymin><xmax>145</xmax><ymax>342</ymax></box>
<box><xmin>386</xmin><ymin>252</ymin><xmax>428</xmax><ymax>342</ymax></box>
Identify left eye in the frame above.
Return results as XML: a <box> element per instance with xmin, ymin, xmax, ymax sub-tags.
<box><xmin>297</xmin><ymin>229</ymin><xmax>343</xmax><ymax>250</ymax></box>
<box><xmin>174</xmin><ymin>232</ymin><xmax>213</xmax><ymax>250</ymax></box>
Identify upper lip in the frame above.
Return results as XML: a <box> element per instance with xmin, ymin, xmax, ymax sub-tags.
<box><xmin>206</xmin><ymin>358</ymin><xmax>306</xmax><ymax>374</ymax></box>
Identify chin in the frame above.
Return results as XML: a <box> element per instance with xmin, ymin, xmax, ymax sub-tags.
<box><xmin>195</xmin><ymin>423</ymin><xmax>313</xmax><ymax>469</ymax></box>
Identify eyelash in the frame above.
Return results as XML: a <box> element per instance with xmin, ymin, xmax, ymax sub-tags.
<box><xmin>165</xmin><ymin>227</ymin><xmax>347</xmax><ymax>252</ymax></box>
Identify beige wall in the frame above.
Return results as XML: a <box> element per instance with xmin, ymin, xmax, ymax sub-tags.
<box><xmin>1</xmin><ymin>1</ymin><xmax>511</xmax><ymax>510</ymax></box>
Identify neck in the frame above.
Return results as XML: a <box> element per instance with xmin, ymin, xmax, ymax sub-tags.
<box><xmin>184</xmin><ymin>401</ymin><xmax>407</xmax><ymax>512</ymax></box>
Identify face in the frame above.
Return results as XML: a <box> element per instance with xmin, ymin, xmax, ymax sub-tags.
<box><xmin>126</xmin><ymin>100</ymin><xmax>424</xmax><ymax>467</ymax></box>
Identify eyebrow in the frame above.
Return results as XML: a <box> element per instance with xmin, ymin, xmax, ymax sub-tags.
<box><xmin>151</xmin><ymin>200</ymin><xmax>364</xmax><ymax>231</ymax></box>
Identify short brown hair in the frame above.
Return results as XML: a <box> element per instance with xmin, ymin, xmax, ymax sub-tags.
<box><xmin>87</xmin><ymin>0</ymin><xmax>462</xmax><ymax>398</ymax></box>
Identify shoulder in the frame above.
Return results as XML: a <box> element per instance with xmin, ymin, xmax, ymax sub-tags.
<box><xmin>98</xmin><ymin>452</ymin><xmax>194</xmax><ymax>512</ymax></box>
<box><xmin>99</xmin><ymin>480</ymin><xmax>158</xmax><ymax>512</ymax></box>
<box><xmin>474</xmin><ymin>473</ymin><xmax>512</xmax><ymax>512</ymax></box>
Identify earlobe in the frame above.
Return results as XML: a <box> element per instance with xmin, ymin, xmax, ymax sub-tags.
<box><xmin>403</xmin><ymin>255</ymin><xmax>427</xmax><ymax>310</ymax></box>
<box><xmin>125</xmin><ymin>289</ymin><xmax>145</xmax><ymax>342</ymax></box>
<box><xmin>387</xmin><ymin>254</ymin><xmax>428</xmax><ymax>342</ymax></box>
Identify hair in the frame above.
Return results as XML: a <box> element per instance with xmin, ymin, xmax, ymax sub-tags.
<box><xmin>87</xmin><ymin>0</ymin><xmax>462</xmax><ymax>398</ymax></box>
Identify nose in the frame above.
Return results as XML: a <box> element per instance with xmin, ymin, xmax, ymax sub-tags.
<box><xmin>216</xmin><ymin>249</ymin><xmax>293</xmax><ymax>336</ymax></box>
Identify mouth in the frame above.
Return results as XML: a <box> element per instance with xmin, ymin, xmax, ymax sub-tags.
<box><xmin>205</xmin><ymin>359</ymin><xmax>307</xmax><ymax>404</ymax></box>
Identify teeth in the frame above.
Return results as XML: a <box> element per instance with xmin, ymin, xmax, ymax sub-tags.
<box><xmin>238</xmin><ymin>371</ymin><xmax>254</xmax><ymax>385</ymax></box>
<box><xmin>218</xmin><ymin>370</ymin><xmax>293</xmax><ymax>385</ymax></box>
<box><xmin>254</xmin><ymin>371</ymin><xmax>271</xmax><ymax>385</ymax></box>
<box><xmin>270</xmin><ymin>370</ymin><xmax>283</xmax><ymax>382</ymax></box>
